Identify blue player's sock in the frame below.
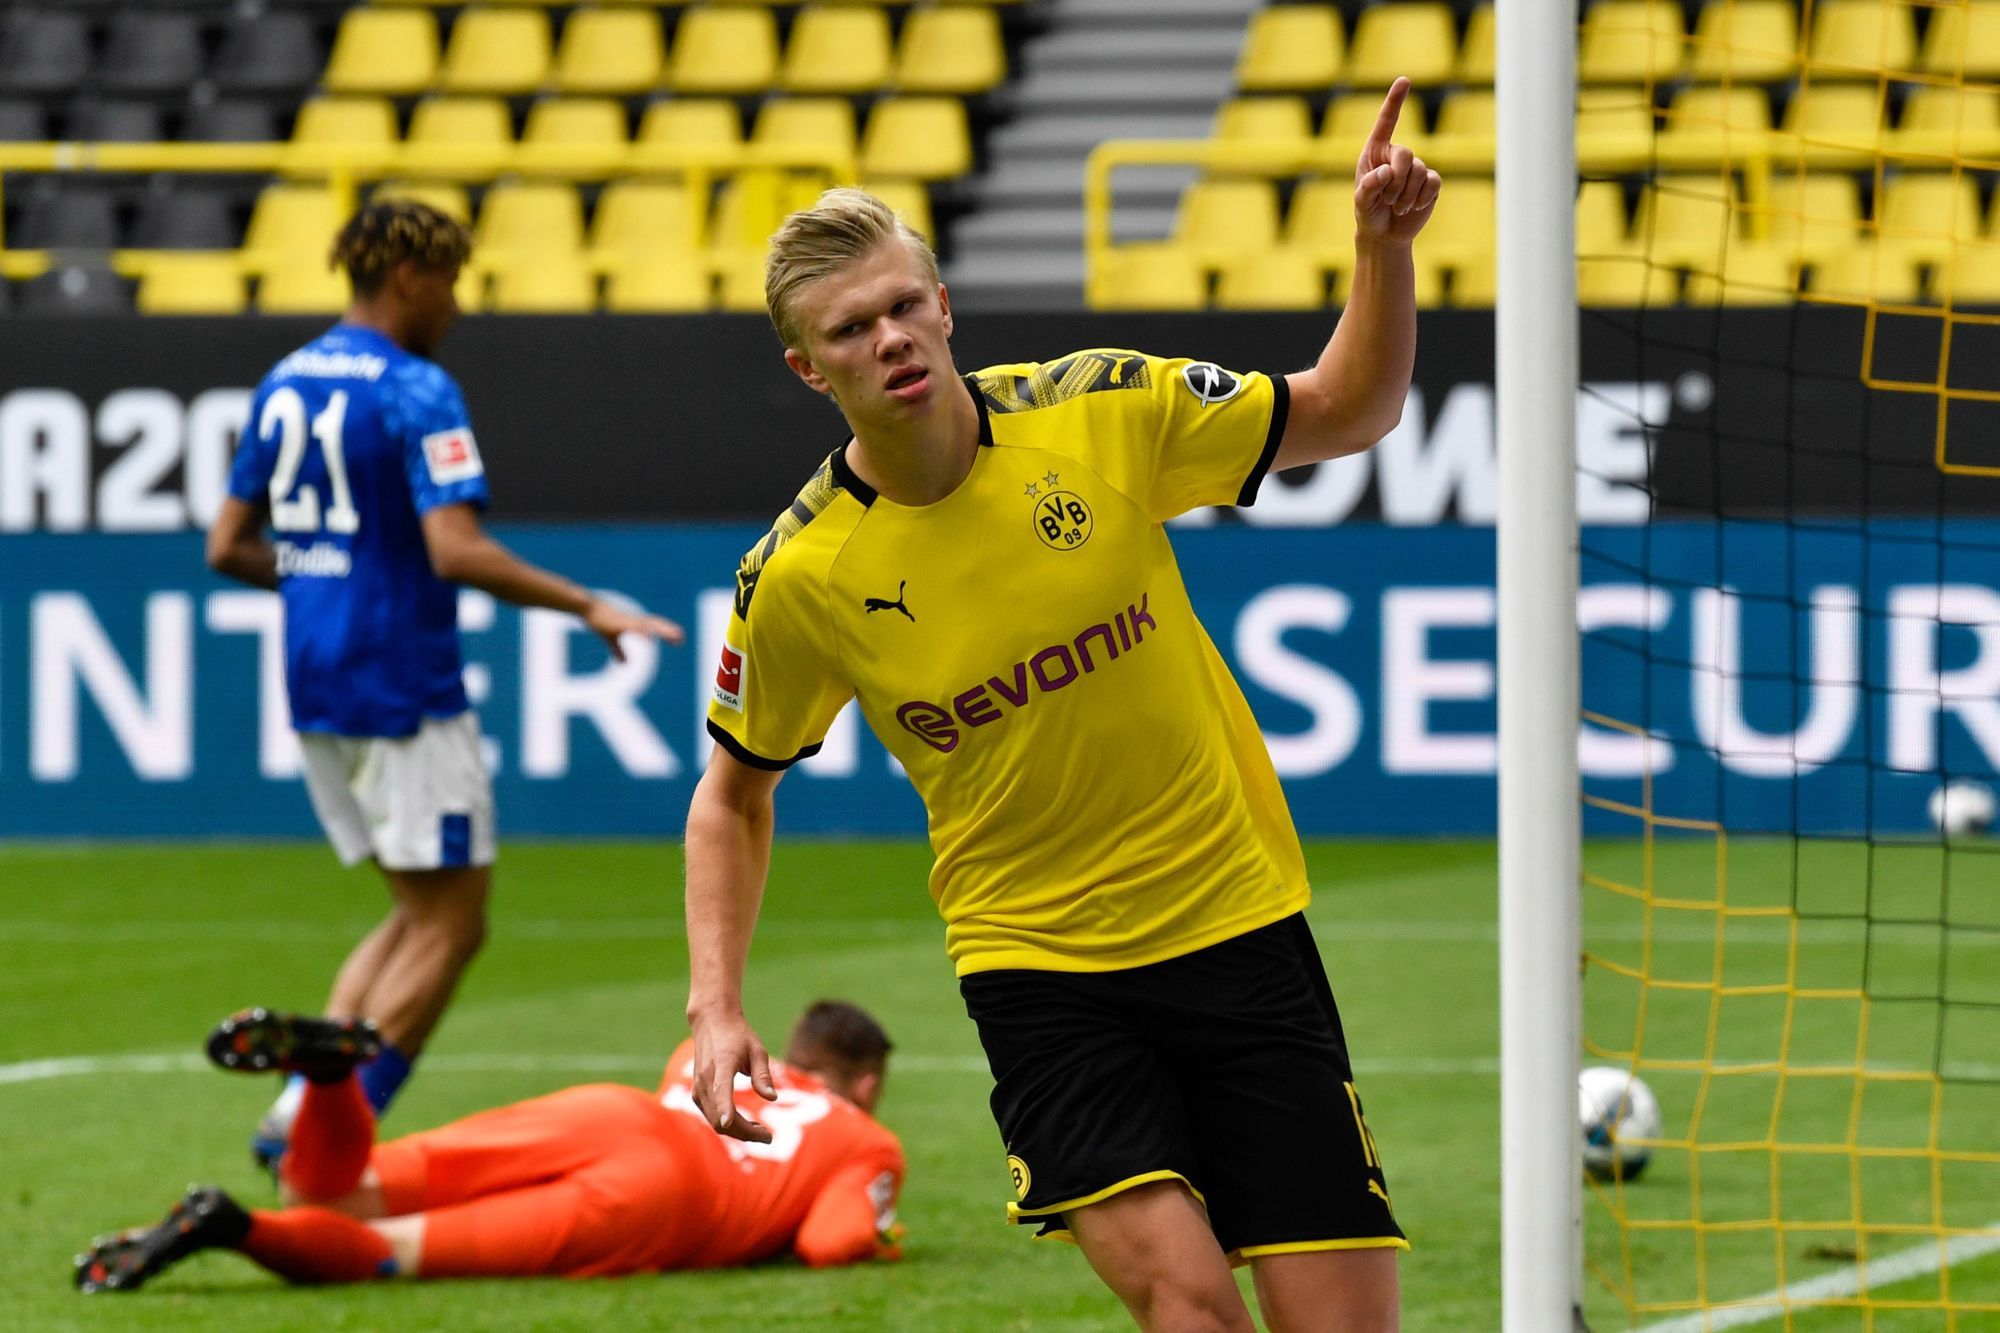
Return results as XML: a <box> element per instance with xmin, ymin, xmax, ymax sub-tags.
<box><xmin>251</xmin><ymin>1073</ymin><xmax>308</xmax><ymax>1170</ymax></box>
<box><xmin>356</xmin><ymin>1041</ymin><xmax>414</xmax><ymax>1116</ymax></box>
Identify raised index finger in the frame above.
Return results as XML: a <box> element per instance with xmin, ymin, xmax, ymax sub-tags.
<box><xmin>1367</xmin><ymin>77</ymin><xmax>1413</xmax><ymax>153</ymax></box>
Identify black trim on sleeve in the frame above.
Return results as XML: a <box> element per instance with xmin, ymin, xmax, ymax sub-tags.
<box><xmin>1236</xmin><ymin>373</ymin><xmax>1291</xmax><ymax>508</ymax></box>
<box><xmin>965</xmin><ymin>374</ymin><xmax>996</xmax><ymax>447</ymax></box>
<box><xmin>706</xmin><ymin>719</ymin><xmax>824</xmax><ymax>772</ymax></box>
<box><xmin>827</xmin><ymin>443</ymin><xmax>877</xmax><ymax>507</ymax></box>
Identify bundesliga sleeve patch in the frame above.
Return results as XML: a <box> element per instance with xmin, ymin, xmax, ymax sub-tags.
<box><xmin>1180</xmin><ymin>362</ymin><xmax>1245</xmax><ymax>406</ymax></box>
<box><xmin>422</xmin><ymin>427</ymin><xmax>484</xmax><ymax>485</ymax></box>
<box><xmin>713</xmin><ymin>642</ymin><xmax>745</xmax><ymax>711</ymax></box>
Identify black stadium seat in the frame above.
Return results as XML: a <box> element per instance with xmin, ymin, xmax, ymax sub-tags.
<box><xmin>20</xmin><ymin>263</ymin><xmax>132</xmax><ymax>315</ymax></box>
<box><xmin>0</xmin><ymin>98</ymin><xmax>47</xmax><ymax>142</ymax></box>
<box><xmin>213</xmin><ymin>12</ymin><xmax>324</xmax><ymax>96</ymax></box>
<box><xmin>130</xmin><ymin>183</ymin><xmax>239</xmax><ymax>251</ymax></box>
<box><xmin>65</xmin><ymin>98</ymin><xmax>167</xmax><ymax>144</ymax></box>
<box><xmin>98</xmin><ymin>13</ymin><xmax>207</xmax><ymax>96</ymax></box>
<box><xmin>14</xmin><ymin>181</ymin><xmax>120</xmax><ymax>250</ymax></box>
<box><xmin>0</xmin><ymin>10</ymin><xmax>92</xmax><ymax>97</ymax></box>
<box><xmin>183</xmin><ymin>98</ymin><xmax>281</xmax><ymax>144</ymax></box>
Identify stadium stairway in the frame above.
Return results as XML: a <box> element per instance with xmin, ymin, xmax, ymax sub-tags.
<box><xmin>945</xmin><ymin>0</ymin><xmax>1260</xmax><ymax>309</ymax></box>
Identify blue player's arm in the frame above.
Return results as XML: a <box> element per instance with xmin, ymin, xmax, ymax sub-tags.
<box><xmin>419</xmin><ymin>503</ymin><xmax>684</xmax><ymax>659</ymax></box>
<box><xmin>206</xmin><ymin>495</ymin><xmax>279</xmax><ymax>590</ymax></box>
<box><xmin>1276</xmin><ymin>77</ymin><xmax>1439</xmax><ymax>473</ymax></box>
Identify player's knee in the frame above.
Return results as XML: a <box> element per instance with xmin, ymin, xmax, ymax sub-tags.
<box><xmin>1140</xmin><ymin>1281</ymin><xmax>1256</xmax><ymax>1333</ymax></box>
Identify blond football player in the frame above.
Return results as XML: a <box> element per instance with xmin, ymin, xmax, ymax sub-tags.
<box><xmin>684</xmin><ymin>79</ymin><xmax>1438</xmax><ymax>1333</ymax></box>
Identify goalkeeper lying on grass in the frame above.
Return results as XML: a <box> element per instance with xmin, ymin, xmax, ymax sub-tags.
<box><xmin>77</xmin><ymin>1002</ymin><xmax>903</xmax><ymax>1290</ymax></box>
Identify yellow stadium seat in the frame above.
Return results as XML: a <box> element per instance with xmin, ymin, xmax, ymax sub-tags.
<box><xmin>1658</xmin><ymin>84</ymin><xmax>1772</xmax><ymax>160</ymax></box>
<box><xmin>1632</xmin><ymin>172</ymin><xmax>1741</xmax><ymax>267</ymax></box>
<box><xmin>290</xmin><ymin>96</ymin><xmax>398</xmax><ymax>148</ymax></box>
<box><xmin>371</xmin><ymin>182</ymin><xmax>473</xmax><ymax>225</ymax></box>
<box><xmin>1423</xmin><ymin>176</ymin><xmax>1494</xmax><ymax>267</ymax></box>
<box><xmin>860</xmin><ymin>98</ymin><xmax>971</xmax><ymax>180</ymax></box>
<box><xmin>439</xmin><ymin>7</ymin><xmax>552</xmax><ymax>95</ymax></box>
<box><xmin>1682</xmin><ymin>244</ymin><xmax>1800</xmax><ymax>303</ymax></box>
<box><xmin>403</xmin><ymin>97</ymin><xmax>514</xmax><ymax>181</ymax></box>
<box><xmin>1577</xmin><ymin>254</ymin><xmax>1679</xmax><ymax>305</ymax></box>
<box><xmin>554</xmin><ymin>7</ymin><xmax>663</xmax><ymax>95</ymax></box>
<box><xmin>1332</xmin><ymin>249</ymin><xmax>1446</xmax><ymax>306</ymax></box>
<box><xmin>489</xmin><ymin>256</ymin><xmax>598</xmax><ymax>313</ymax></box>
<box><xmin>286</xmin><ymin>98</ymin><xmax>397</xmax><ymax>178</ymax></box>
<box><xmin>1806</xmin><ymin>0</ymin><xmax>1917</xmax><ymax>78</ymax></box>
<box><xmin>1878</xmin><ymin>172</ymin><xmax>1983</xmax><ymax>264</ymax></box>
<box><xmin>591</xmin><ymin>179</ymin><xmax>702</xmax><ymax>258</ymax></box>
<box><xmin>606</xmin><ymin>256</ymin><xmax>711</xmax><ymax>313</ymax></box>
<box><xmin>1326</xmin><ymin>92</ymin><xmax>1430</xmax><ymax>155</ymax></box>
<box><xmin>896</xmin><ymin>7</ymin><xmax>1005</xmax><ymax>95</ymax></box>
<box><xmin>1451</xmin><ymin>254</ymin><xmax>1495</xmax><ymax>305</ymax></box>
<box><xmin>1457</xmin><ymin>5</ymin><xmax>1495</xmax><ymax>84</ymax></box>
<box><xmin>455</xmin><ymin>264</ymin><xmax>487</xmax><ymax>314</ymax></box>
<box><xmin>1236</xmin><ymin>6</ymin><xmax>1344</xmax><ymax>93</ymax></box>
<box><xmin>1896</xmin><ymin>85</ymin><xmax>2000</xmax><ymax>160</ymax></box>
<box><xmin>1761</xmin><ymin>172</ymin><xmax>1864</xmax><ymax>265</ymax></box>
<box><xmin>1577</xmin><ymin>86</ymin><xmax>1656</xmax><ymax>143</ymax></box>
<box><xmin>1215</xmin><ymin>97</ymin><xmax>1314</xmax><ymax>150</ymax></box>
<box><xmin>715</xmin><ymin>251</ymin><xmax>770</xmax><ymax>313</ymax></box>
<box><xmin>1931</xmin><ymin>243</ymin><xmax>2000</xmax><ymax>304</ymax></box>
<box><xmin>245</xmin><ymin>185</ymin><xmax>344</xmax><ymax>264</ymax></box>
<box><xmin>1780</xmin><ymin>83</ymin><xmax>1885</xmax><ymax>166</ymax></box>
<box><xmin>1688</xmin><ymin>0</ymin><xmax>1797</xmax><ymax>82</ymax></box>
<box><xmin>1174</xmin><ymin>179</ymin><xmax>1281</xmax><ymax>267</ymax></box>
<box><xmin>258</xmin><ymin>262</ymin><xmax>351</xmax><ymax>314</ymax></box>
<box><xmin>669</xmin><ymin>9</ymin><xmax>779</xmax><ymax>96</ymax></box>
<box><xmin>1216</xmin><ymin>249</ymin><xmax>1325</xmax><ymax>310</ymax></box>
<box><xmin>137</xmin><ymin>257</ymin><xmax>248</xmax><ymax>316</ymax></box>
<box><xmin>638</xmin><ymin>99</ymin><xmax>742</xmax><ymax>151</ymax></box>
<box><xmin>1346</xmin><ymin>3</ymin><xmax>1456</xmax><ymax>88</ymax></box>
<box><xmin>1435</xmin><ymin>89</ymin><xmax>1493</xmax><ymax>139</ymax></box>
<box><xmin>1576</xmin><ymin>179</ymin><xmax>1632</xmax><ymax>254</ymax></box>
<box><xmin>783</xmin><ymin>6</ymin><xmax>893</xmax><ymax>94</ymax></box>
<box><xmin>1922</xmin><ymin>2</ymin><xmax>2000</xmax><ymax>78</ymax></box>
<box><xmin>476</xmin><ymin>182</ymin><xmax>586</xmax><ymax>259</ymax></box>
<box><xmin>518</xmin><ymin>97</ymin><xmax>628</xmax><ymax>178</ymax></box>
<box><xmin>1090</xmin><ymin>245</ymin><xmax>1207</xmax><ymax>310</ymax></box>
<box><xmin>710</xmin><ymin>171</ymin><xmax>794</xmax><ymax>254</ymax></box>
<box><xmin>752</xmin><ymin>98</ymin><xmax>859</xmax><ymax>160</ymax></box>
<box><xmin>864</xmin><ymin>179</ymin><xmax>934</xmax><ymax>241</ymax></box>
<box><xmin>1808</xmin><ymin>243</ymin><xmax>1926</xmax><ymax>304</ymax></box>
<box><xmin>1578</xmin><ymin>0</ymin><xmax>1685</xmax><ymax>83</ymax></box>
<box><xmin>324</xmin><ymin>8</ymin><xmax>438</xmax><ymax>96</ymax></box>
<box><xmin>1284</xmin><ymin>176</ymin><xmax>1358</xmax><ymax>267</ymax></box>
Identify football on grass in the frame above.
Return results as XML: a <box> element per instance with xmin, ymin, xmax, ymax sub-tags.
<box><xmin>1580</xmin><ymin>1066</ymin><xmax>1661</xmax><ymax>1182</ymax></box>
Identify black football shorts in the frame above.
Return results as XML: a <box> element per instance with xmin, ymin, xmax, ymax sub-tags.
<box><xmin>959</xmin><ymin>912</ymin><xmax>1407</xmax><ymax>1260</ymax></box>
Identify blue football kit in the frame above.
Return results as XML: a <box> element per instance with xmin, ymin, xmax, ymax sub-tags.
<box><xmin>229</xmin><ymin>324</ymin><xmax>490</xmax><ymax>739</ymax></box>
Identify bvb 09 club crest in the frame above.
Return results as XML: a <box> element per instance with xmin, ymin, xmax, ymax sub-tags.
<box><xmin>1031</xmin><ymin>486</ymin><xmax>1093</xmax><ymax>550</ymax></box>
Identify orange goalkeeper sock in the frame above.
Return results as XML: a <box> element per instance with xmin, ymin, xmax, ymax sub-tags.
<box><xmin>241</xmin><ymin>1208</ymin><xmax>396</xmax><ymax>1284</ymax></box>
<box><xmin>280</xmin><ymin>1074</ymin><xmax>375</xmax><ymax>1203</ymax></box>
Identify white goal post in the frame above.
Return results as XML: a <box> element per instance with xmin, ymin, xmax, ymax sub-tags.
<box><xmin>1495</xmin><ymin>0</ymin><xmax>1582</xmax><ymax>1328</ymax></box>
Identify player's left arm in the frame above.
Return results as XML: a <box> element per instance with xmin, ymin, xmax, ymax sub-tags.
<box><xmin>1276</xmin><ymin>76</ymin><xmax>1440</xmax><ymax>473</ymax></box>
<box><xmin>792</xmin><ymin>1156</ymin><xmax>906</xmax><ymax>1268</ymax></box>
<box><xmin>419</xmin><ymin>504</ymin><xmax>683</xmax><ymax>659</ymax></box>
<box><xmin>205</xmin><ymin>495</ymin><xmax>278</xmax><ymax>590</ymax></box>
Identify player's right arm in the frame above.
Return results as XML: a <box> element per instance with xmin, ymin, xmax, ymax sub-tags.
<box><xmin>684</xmin><ymin>744</ymin><xmax>784</xmax><ymax>1143</ymax></box>
<box><xmin>206</xmin><ymin>495</ymin><xmax>278</xmax><ymax>590</ymax></box>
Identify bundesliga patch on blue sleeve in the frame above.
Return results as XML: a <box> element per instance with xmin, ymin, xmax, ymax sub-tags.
<box><xmin>422</xmin><ymin>427</ymin><xmax>483</xmax><ymax>485</ymax></box>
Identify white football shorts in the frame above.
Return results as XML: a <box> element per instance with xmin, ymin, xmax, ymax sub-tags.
<box><xmin>298</xmin><ymin>710</ymin><xmax>496</xmax><ymax>872</ymax></box>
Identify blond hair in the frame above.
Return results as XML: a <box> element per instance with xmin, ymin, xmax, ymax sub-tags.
<box><xmin>330</xmin><ymin>200</ymin><xmax>472</xmax><ymax>297</ymax></box>
<box><xmin>764</xmin><ymin>187</ymin><xmax>940</xmax><ymax>349</ymax></box>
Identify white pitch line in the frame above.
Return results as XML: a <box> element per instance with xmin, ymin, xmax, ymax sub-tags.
<box><xmin>1636</xmin><ymin>1225</ymin><xmax>2000</xmax><ymax>1333</ymax></box>
<box><xmin>0</xmin><ymin>1052</ymin><xmax>1501</xmax><ymax>1087</ymax></box>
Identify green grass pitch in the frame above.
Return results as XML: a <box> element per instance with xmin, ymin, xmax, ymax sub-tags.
<box><xmin>1</xmin><ymin>839</ymin><xmax>1994</xmax><ymax>1331</ymax></box>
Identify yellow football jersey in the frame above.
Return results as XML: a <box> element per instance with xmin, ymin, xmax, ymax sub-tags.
<box><xmin>707</xmin><ymin>349</ymin><xmax>1310</xmax><ymax>975</ymax></box>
